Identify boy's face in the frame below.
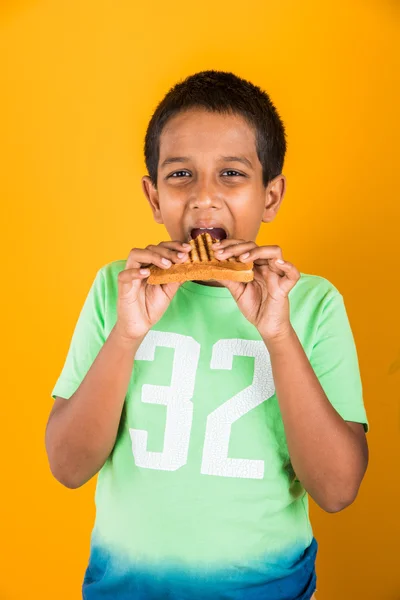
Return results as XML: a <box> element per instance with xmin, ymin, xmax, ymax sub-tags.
<box><xmin>142</xmin><ymin>107</ymin><xmax>285</xmax><ymax>246</ymax></box>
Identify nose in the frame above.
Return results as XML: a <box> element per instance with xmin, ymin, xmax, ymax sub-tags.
<box><xmin>189</xmin><ymin>181</ymin><xmax>221</xmax><ymax>209</ymax></box>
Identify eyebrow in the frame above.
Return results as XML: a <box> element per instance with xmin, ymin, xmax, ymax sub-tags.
<box><xmin>220</xmin><ymin>155</ymin><xmax>253</xmax><ymax>170</ymax></box>
<box><xmin>160</xmin><ymin>155</ymin><xmax>253</xmax><ymax>170</ymax></box>
<box><xmin>160</xmin><ymin>156</ymin><xmax>192</xmax><ymax>168</ymax></box>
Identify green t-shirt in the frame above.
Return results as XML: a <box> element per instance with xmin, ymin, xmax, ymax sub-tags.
<box><xmin>51</xmin><ymin>260</ymin><xmax>368</xmax><ymax>599</ymax></box>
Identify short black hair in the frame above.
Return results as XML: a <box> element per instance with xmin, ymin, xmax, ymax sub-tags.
<box><xmin>144</xmin><ymin>70</ymin><xmax>287</xmax><ymax>189</ymax></box>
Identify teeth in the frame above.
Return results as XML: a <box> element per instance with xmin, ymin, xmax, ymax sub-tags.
<box><xmin>189</xmin><ymin>226</ymin><xmax>219</xmax><ymax>241</ymax></box>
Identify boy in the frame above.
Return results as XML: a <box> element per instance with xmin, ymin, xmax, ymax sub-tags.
<box><xmin>46</xmin><ymin>70</ymin><xmax>369</xmax><ymax>599</ymax></box>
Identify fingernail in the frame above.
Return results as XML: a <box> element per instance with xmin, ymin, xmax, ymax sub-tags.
<box><xmin>216</xmin><ymin>249</ymin><xmax>224</xmax><ymax>254</ymax></box>
<box><xmin>177</xmin><ymin>252</ymin><xmax>185</xmax><ymax>258</ymax></box>
<box><xmin>241</xmin><ymin>252</ymin><xmax>250</xmax><ymax>259</ymax></box>
<box><xmin>182</xmin><ymin>243</ymin><xmax>191</xmax><ymax>248</ymax></box>
<box><xmin>140</xmin><ymin>268</ymin><xmax>150</xmax><ymax>275</ymax></box>
<box><xmin>276</xmin><ymin>259</ymin><xmax>285</xmax><ymax>264</ymax></box>
<box><xmin>162</xmin><ymin>258</ymin><xmax>171</xmax><ymax>266</ymax></box>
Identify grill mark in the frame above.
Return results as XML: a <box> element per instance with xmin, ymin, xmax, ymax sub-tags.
<box><xmin>198</xmin><ymin>236</ymin><xmax>208</xmax><ymax>262</ymax></box>
<box><xmin>205</xmin><ymin>236</ymin><xmax>212</xmax><ymax>261</ymax></box>
<box><xmin>191</xmin><ymin>237</ymin><xmax>200</xmax><ymax>262</ymax></box>
<box><xmin>189</xmin><ymin>232</ymin><xmax>226</xmax><ymax>263</ymax></box>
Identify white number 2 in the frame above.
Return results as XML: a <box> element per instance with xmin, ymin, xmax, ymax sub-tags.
<box><xmin>129</xmin><ymin>331</ymin><xmax>275</xmax><ymax>479</ymax></box>
<box><xmin>201</xmin><ymin>338</ymin><xmax>275</xmax><ymax>479</ymax></box>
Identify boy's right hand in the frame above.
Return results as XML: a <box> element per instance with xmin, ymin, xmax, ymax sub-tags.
<box><xmin>115</xmin><ymin>240</ymin><xmax>191</xmax><ymax>341</ymax></box>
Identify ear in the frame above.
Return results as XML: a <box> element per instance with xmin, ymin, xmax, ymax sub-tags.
<box><xmin>142</xmin><ymin>176</ymin><xmax>164</xmax><ymax>224</ymax></box>
<box><xmin>262</xmin><ymin>174</ymin><xmax>286</xmax><ymax>223</ymax></box>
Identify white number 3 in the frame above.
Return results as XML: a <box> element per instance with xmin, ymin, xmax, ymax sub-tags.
<box><xmin>129</xmin><ymin>331</ymin><xmax>275</xmax><ymax>480</ymax></box>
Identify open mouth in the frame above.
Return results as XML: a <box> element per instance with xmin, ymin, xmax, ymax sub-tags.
<box><xmin>189</xmin><ymin>227</ymin><xmax>228</xmax><ymax>242</ymax></box>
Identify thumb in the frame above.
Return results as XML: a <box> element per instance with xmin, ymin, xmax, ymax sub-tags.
<box><xmin>160</xmin><ymin>281</ymin><xmax>184</xmax><ymax>300</ymax></box>
<box><xmin>118</xmin><ymin>268</ymin><xmax>143</xmax><ymax>301</ymax></box>
<box><xmin>214</xmin><ymin>279</ymin><xmax>243</xmax><ymax>297</ymax></box>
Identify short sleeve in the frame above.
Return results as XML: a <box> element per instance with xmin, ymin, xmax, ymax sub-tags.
<box><xmin>51</xmin><ymin>268</ymin><xmax>106</xmax><ymax>400</ymax></box>
<box><xmin>310</xmin><ymin>289</ymin><xmax>369</xmax><ymax>432</ymax></box>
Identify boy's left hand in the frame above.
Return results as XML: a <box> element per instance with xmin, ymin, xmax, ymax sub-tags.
<box><xmin>212</xmin><ymin>239</ymin><xmax>300</xmax><ymax>342</ymax></box>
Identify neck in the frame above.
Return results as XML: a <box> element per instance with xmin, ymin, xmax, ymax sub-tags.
<box><xmin>192</xmin><ymin>279</ymin><xmax>224</xmax><ymax>288</ymax></box>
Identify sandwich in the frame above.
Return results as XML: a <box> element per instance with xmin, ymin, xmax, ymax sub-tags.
<box><xmin>147</xmin><ymin>231</ymin><xmax>254</xmax><ymax>285</ymax></box>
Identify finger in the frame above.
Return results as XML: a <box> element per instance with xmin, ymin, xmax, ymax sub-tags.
<box><xmin>254</xmin><ymin>258</ymin><xmax>289</xmax><ymax>279</ymax></box>
<box><xmin>125</xmin><ymin>247</ymin><xmax>177</xmax><ymax>271</ymax></box>
<box><xmin>254</xmin><ymin>263</ymin><xmax>281</xmax><ymax>285</ymax></box>
<box><xmin>118</xmin><ymin>267</ymin><xmax>149</xmax><ymax>298</ymax></box>
<box><xmin>235</xmin><ymin>246</ymin><xmax>284</xmax><ymax>274</ymax></box>
<box><xmin>213</xmin><ymin>279</ymin><xmax>244</xmax><ymax>297</ymax></box>
<box><xmin>160</xmin><ymin>280</ymin><xmax>184</xmax><ymax>298</ymax></box>
<box><xmin>254</xmin><ymin>258</ymin><xmax>286</xmax><ymax>276</ymax></box>
<box><xmin>158</xmin><ymin>240</ymin><xmax>192</xmax><ymax>253</ymax></box>
<box><xmin>211</xmin><ymin>238</ymin><xmax>246</xmax><ymax>248</ymax></box>
<box><xmin>274</xmin><ymin>260</ymin><xmax>301</xmax><ymax>294</ymax></box>
<box><xmin>146</xmin><ymin>244</ymin><xmax>190</xmax><ymax>264</ymax></box>
<box><xmin>213</xmin><ymin>241</ymin><xmax>257</xmax><ymax>260</ymax></box>
<box><xmin>235</xmin><ymin>245</ymin><xmax>282</xmax><ymax>262</ymax></box>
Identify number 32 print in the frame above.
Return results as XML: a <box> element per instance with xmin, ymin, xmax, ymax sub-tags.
<box><xmin>130</xmin><ymin>330</ymin><xmax>276</xmax><ymax>480</ymax></box>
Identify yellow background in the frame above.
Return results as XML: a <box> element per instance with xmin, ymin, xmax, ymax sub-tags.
<box><xmin>1</xmin><ymin>1</ymin><xmax>399</xmax><ymax>598</ymax></box>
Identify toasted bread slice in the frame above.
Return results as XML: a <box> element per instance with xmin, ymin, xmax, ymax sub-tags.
<box><xmin>147</xmin><ymin>232</ymin><xmax>254</xmax><ymax>285</ymax></box>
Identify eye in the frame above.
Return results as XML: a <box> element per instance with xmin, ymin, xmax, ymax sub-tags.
<box><xmin>168</xmin><ymin>170</ymin><xmax>191</xmax><ymax>178</ymax></box>
<box><xmin>222</xmin><ymin>170</ymin><xmax>243</xmax><ymax>177</ymax></box>
<box><xmin>167</xmin><ymin>169</ymin><xmax>245</xmax><ymax>179</ymax></box>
